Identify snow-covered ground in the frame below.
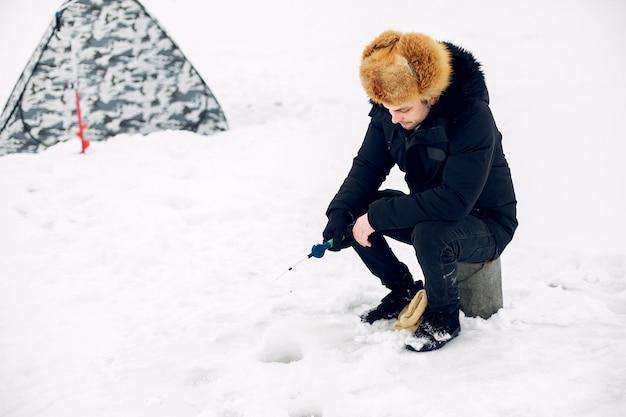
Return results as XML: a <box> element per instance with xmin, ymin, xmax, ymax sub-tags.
<box><xmin>1</xmin><ymin>1</ymin><xmax>625</xmax><ymax>416</ymax></box>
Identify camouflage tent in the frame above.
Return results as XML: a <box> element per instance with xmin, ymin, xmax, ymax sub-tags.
<box><xmin>0</xmin><ymin>0</ymin><xmax>228</xmax><ymax>156</ymax></box>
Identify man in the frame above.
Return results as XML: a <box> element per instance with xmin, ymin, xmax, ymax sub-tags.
<box><xmin>322</xmin><ymin>31</ymin><xmax>517</xmax><ymax>352</ymax></box>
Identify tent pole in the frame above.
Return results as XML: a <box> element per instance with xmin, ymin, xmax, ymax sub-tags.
<box><xmin>70</xmin><ymin>37</ymin><xmax>89</xmax><ymax>154</ymax></box>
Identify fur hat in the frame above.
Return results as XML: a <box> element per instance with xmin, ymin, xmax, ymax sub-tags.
<box><xmin>359</xmin><ymin>31</ymin><xmax>452</xmax><ymax>106</ymax></box>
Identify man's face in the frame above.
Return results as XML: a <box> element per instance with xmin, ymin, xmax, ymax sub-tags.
<box><xmin>384</xmin><ymin>97</ymin><xmax>437</xmax><ymax>130</ymax></box>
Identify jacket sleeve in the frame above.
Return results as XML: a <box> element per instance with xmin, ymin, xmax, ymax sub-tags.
<box><xmin>326</xmin><ymin>115</ymin><xmax>395</xmax><ymax>218</ymax></box>
<box><xmin>368</xmin><ymin>102</ymin><xmax>497</xmax><ymax>230</ymax></box>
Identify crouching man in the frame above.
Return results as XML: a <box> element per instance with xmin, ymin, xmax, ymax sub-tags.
<box><xmin>322</xmin><ymin>31</ymin><xmax>517</xmax><ymax>352</ymax></box>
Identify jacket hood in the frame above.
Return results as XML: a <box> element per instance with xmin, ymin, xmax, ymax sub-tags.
<box><xmin>436</xmin><ymin>42</ymin><xmax>489</xmax><ymax>117</ymax></box>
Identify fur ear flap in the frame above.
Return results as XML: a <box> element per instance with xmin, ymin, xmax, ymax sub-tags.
<box><xmin>399</xmin><ymin>33</ymin><xmax>452</xmax><ymax>99</ymax></box>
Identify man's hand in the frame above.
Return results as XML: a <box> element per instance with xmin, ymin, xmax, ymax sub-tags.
<box><xmin>322</xmin><ymin>210</ymin><xmax>354</xmax><ymax>251</ymax></box>
<box><xmin>353</xmin><ymin>213</ymin><xmax>375</xmax><ymax>247</ymax></box>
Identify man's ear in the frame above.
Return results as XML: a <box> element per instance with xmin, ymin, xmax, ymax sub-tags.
<box><xmin>429</xmin><ymin>95</ymin><xmax>440</xmax><ymax>106</ymax></box>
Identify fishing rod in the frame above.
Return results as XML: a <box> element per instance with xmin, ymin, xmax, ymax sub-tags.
<box><xmin>273</xmin><ymin>238</ymin><xmax>338</xmax><ymax>281</ymax></box>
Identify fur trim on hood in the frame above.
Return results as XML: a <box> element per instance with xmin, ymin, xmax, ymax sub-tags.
<box><xmin>359</xmin><ymin>31</ymin><xmax>452</xmax><ymax>106</ymax></box>
<box><xmin>436</xmin><ymin>42</ymin><xmax>488</xmax><ymax>118</ymax></box>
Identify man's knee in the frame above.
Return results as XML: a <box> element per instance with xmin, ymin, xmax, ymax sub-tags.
<box><xmin>411</xmin><ymin>221</ymin><xmax>455</xmax><ymax>261</ymax></box>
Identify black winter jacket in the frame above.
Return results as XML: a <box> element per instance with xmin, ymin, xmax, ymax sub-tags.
<box><xmin>327</xmin><ymin>43</ymin><xmax>518</xmax><ymax>254</ymax></box>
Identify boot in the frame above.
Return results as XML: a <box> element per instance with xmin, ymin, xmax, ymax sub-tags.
<box><xmin>361</xmin><ymin>280</ymin><xmax>424</xmax><ymax>324</ymax></box>
<box><xmin>405</xmin><ymin>307</ymin><xmax>460</xmax><ymax>352</ymax></box>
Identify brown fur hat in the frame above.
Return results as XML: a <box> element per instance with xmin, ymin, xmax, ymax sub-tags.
<box><xmin>359</xmin><ymin>31</ymin><xmax>452</xmax><ymax>106</ymax></box>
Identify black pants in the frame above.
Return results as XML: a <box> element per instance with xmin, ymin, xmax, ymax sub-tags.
<box><xmin>351</xmin><ymin>214</ymin><xmax>498</xmax><ymax>314</ymax></box>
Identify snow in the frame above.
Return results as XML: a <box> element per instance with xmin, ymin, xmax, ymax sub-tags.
<box><xmin>1</xmin><ymin>0</ymin><xmax>625</xmax><ymax>416</ymax></box>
